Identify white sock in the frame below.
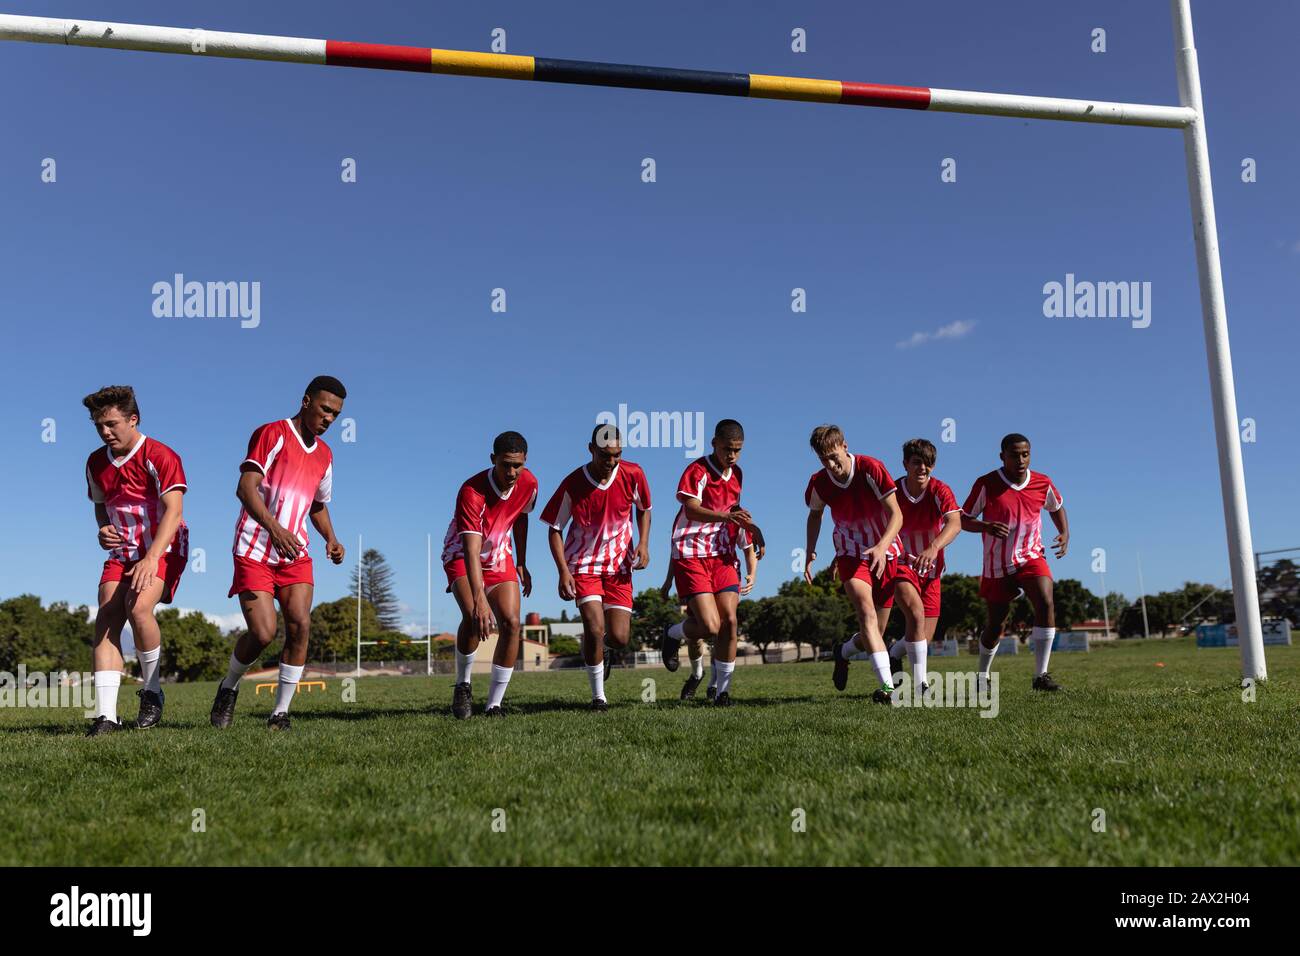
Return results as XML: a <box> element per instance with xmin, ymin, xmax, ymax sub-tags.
<box><xmin>455</xmin><ymin>648</ymin><xmax>476</xmax><ymax>685</ymax></box>
<box><xmin>486</xmin><ymin>664</ymin><xmax>513</xmax><ymax>709</ymax></box>
<box><xmin>137</xmin><ymin>645</ymin><xmax>162</xmax><ymax>694</ymax></box>
<box><xmin>840</xmin><ymin>634</ymin><xmax>861</xmax><ymax>661</ymax></box>
<box><xmin>714</xmin><ymin>659</ymin><xmax>735</xmax><ymax>696</ymax></box>
<box><xmin>690</xmin><ymin>655</ymin><xmax>704</xmax><ymax>680</ymax></box>
<box><xmin>220</xmin><ymin>653</ymin><xmax>252</xmax><ymax>691</ymax></box>
<box><xmin>93</xmin><ymin>670</ymin><xmax>121</xmax><ymax>722</ymax></box>
<box><xmin>907</xmin><ymin>640</ymin><xmax>928</xmax><ymax>688</ymax></box>
<box><xmin>1032</xmin><ymin>626</ymin><xmax>1056</xmax><ymax>677</ymax></box>
<box><xmin>587</xmin><ymin>663</ymin><xmax>605</xmax><ymax>702</ymax></box>
<box><xmin>667</xmin><ymin>621</ymin><xmax>686</xmax><ymax>641</ymax></box>
<box><xmin>978</xmin><ymin>642</ymin><xmax>999</xmax><ymax>677</ymax></box>
<box><xmin>889</xmin><ymin>639</ymin><xmax>907</xmax><ymax>660</ymax></box>
<box><xmin>272</xmin><ymin>662</ymin><xmax>304</xmax><ymax>715</ymax></box>
<box><xmin>870</xmin><ymin>651</ymin><xmax>892</xmax><ymax>687</ymax></box>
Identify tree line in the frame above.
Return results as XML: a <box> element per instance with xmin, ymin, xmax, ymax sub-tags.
<box><xmin>3</xmin><ymin>557</ymin><xmax>1293</xmax><ymax>679</ymax></box>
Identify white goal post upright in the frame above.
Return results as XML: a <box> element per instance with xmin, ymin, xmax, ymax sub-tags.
<box><xmin>1170</xmin><ymin>0</ymin><xmax>1264</xmax><ymax>680</ymax></box>
<box><xmin>0</xmin><ymin>0</ymin><xmax>1266</xmax><ymax>678</ymax></box>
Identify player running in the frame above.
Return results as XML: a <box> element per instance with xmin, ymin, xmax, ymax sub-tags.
<box><xmin>82</xmin><ymin>386</ymin><xmax>189</xmax><ymax>736</ymax></box>
<box><xmin>659</xmin><ymin>420</ymin><xmax>758</xmax><ymax>707</ymax></box>
<box><xmin>877</xmin><ymin>438</ymin><xmax>963</xmax><ymax>692</ymax></box>
<box><xmin>961</xmin><ymin>433</ymin><xmax>1070</xmax><ymax>691</ymax></box>
<box><xmin>659</xmin><ymin>513</ymin><xmax>763</xmax><ymax>700</ymax></box>
<box><xmin>803</xmin><ymin>425</ymin><xmax>925</xmax><ymax>704</ymax></box>
<box><xmin>443</xmin><ymin>431</ymin><xmax>538</xmax><ymax>719</ymax></box>
<box><xmin>540</xmin><ymin>424</ymin><xmax>651</xmax><ymax>711</ymax></box>
<box><xmin>210</xmin><ymin>376</ymin><xmax>347</xmax><ymax>731</ymax></box>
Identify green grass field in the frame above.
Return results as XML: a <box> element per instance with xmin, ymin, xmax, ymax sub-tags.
<box><xmin>1</xmin><ymin>637</ymin><xmax>1296</xmax><ymax>866</ymax></box>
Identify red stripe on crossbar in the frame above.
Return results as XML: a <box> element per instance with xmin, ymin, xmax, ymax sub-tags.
<box><xmin>326</xmin><ymin>40</ymin><xmax>431</xmax><ymax>71</ymax></box>
<box><xmin>839</xmin><ymin>82</ymin><xmax>931</xmax><ymax>109</ymax></box>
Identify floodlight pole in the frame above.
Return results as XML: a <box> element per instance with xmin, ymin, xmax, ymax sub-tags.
<box><xmin>1171</xmin><ymin>0</ymin><xmax>1265</xmax><ymax>679</ymax></box>
<box><xmin>356</xmin><ymin>534</ymin><xmax>363</xmax><ymax>675</ymax></box>
<box><xmin>426</xmin><ymin>533</ymin><xmax>432</xmax><ymax>677</ymax></box>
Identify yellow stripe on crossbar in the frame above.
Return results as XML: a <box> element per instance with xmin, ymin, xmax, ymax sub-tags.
<box><xmin>748</xmin><ymin>74</ymin><xmax>842</xmax><ymax>103</ymax></box>
<box><xmin>429</xmin><ymin>49</ymin><xmax>535</xmax><ymax>79</ymax></box>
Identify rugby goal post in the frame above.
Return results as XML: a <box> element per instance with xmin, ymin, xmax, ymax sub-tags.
<box><xmin>0</xmin><ymin>1</ymin><xmax>1266</xmax><ymax>679</ymax></box>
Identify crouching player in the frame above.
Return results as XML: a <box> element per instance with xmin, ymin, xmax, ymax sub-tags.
<box><xmin>443</xmin><ymin>431</ymin><xmax>538</xmax><ymax>719</ymax></box>
<box><xmin>659</xmin><ymin>515</ymin><xmax>763</xmax><ymax>701</ymax></box>
<box><xmin>877</xmin><ymin>438</ymin><xmax>962</xmax><ymax>692</ymax></box>
<box><xmin>803</xmin><ymin>425</ymin><xmax>925</xmax><ymax>705</ymax></box>
<box><xmin>211</xmin><ymin>377</ymin><xmax>347</xmax><ymax>731</ymax></box>
<box><xmin>540</xmin><ymin>424</ymin><xmax>651</xmax><ymax>711</ymax></box>
<box><xmin>83</xmin><ymin>385</ymin><xmax>189</xmax><ymax>735</ymax></box>
<box><xmin>961</xmin><ymin>433</ymin><xmax>1069</xmax><ymax>691</ymax></box>
<box><xmin>659</xmin><ymin>420</ymin><xmax>757</xmax><ymax>707</ymax></box>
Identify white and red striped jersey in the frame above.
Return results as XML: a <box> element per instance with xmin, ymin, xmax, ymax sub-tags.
<box><xmin>540</xmin><ymin>462</ymin><xmax>652</xmax><ymax>575</ymax></box>
<box><xmin>671</xmin><ymin>456</ymin><xmax>745</xmax><ymax>559</ymax></box>
<box><xmin>86</xmin><ymin>435</ymin><xmax>189</xmax><ymax>563</ymax></box>
<box><xmin>231</xmin><ymin>419</ymin><xmax>334</xmax><ymax>565</ymax></box>
<box><xmin>441</xmin><ymin>468</ymin><xmax>539</xmax><ymax>571</ymax></box>
<box><xmin>895</xmin><ymin>476</ymin><xmax>961</xmax><ymax>578</ymax></box>
<box><xmin>962</xmin><ymin>468</ymin><xmax>1064</xmax><ymax>578</ymax></box>
<box><xmin>805</xmin><ymin>454</ymin><xmax>902</xmax><ymax>560</ymax></box>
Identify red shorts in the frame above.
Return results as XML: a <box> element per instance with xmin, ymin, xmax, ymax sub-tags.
<box><xmin>575</xmin><ymin>569</ymin><xmax>634</xmax><ymax>612</ymax></box>
<box><xmin>881</xmin><ymin>573</ymin><xmax>942</xmax><ymax>618</ymax></box>
<box><xmin>980</xmin><ymin>557</ymin><xmax>1053</xmax><ymax>604</ymax></box>
<box><xmin>100</xmin><ymin>553</ymin><xmax>186</xmax><ymax>605</ymax></box>
<box><xmin>444</xmin><ymin>556</ymin><xmax>518</xmax><ymax>593</ymax></box>
<box><xmin>673</xmin><ymin>555</ymin><xmax>740</xmax><ymax>598</ymax></box>
<box><xmin>835</xmin><ymin>555</ymin><xmax>922</xmax><ymax>608</ymax></box>
<box><xmin>229</xmin><ymin>555</ymin><xmax>314</xmax><ymax>597</ymax></box>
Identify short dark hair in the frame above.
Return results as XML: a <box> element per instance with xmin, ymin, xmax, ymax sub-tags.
<box><xmin>306</xmin><ymin>375</ymin><xmax>347</xmax><ymax>400</ymax></box>
<box><xmin>809</xmin><ymin>424</ymin><xmax>845</xmax><ymax>456</ymax></box>
<box><xmin>83</xmin><ymin>385</ymin><xmax>140</xmax><ymax>422</ymax></box>
<box><xmin>494</xmin><ymin>431</ymin><xmax>528</xmax><ymax>456</ymax></box>
<box><xmin>902</xmin><ymin>438</ymin><xmax>937</xmax><ymax>468</ymax></box>
<box><xmin>592</xmin><ymin>424</ymin><xmax>622</xmax><ymax>449</ymax></box>
<box><xmin>1001</xmin><ymin>433</ymin><xmax>1031</xmax><ymax>452</ymax></box>
<box><xmin>714</xmin><ymin>419</ymin><xmax>744</xmax><ymax>442</ymax></box>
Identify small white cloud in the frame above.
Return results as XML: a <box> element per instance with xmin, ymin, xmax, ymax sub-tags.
<box><xmin>896</xmin><ymin>319</ymin><xmax>976</xmax><ymax>349</ymax></box>
<box><xmin>1291</xmin><ymin>239</ymin><xmax>1300</xmax><ymax>254</ymax></box>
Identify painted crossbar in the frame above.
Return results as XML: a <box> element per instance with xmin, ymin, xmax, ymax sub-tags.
<box><xmin>0</xmin><ymin>14</ymin><xmax>1195</xmax><ymax>128</ymax></box>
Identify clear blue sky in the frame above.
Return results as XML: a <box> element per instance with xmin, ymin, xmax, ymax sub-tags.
<box><xmin>3</xmin><ymin>0</ymin><xmax>1297</xmax><ymax>639</ymax></box>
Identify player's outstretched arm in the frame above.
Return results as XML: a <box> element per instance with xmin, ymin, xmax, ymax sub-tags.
<box><xmin>547</xmin><ymin>527</ymin><xmax>575</xmax><ymax>600</ymax></box>
<box><xmin>461</xmin><ymin>534</ymin><xmax>495</xmax><ymax>637</ymax></box>
<box><xmin>128</xmin><ymin>489</ymin><xmax>185</xmax><ymax>592</ymax></box>
<box><xmin>683</xmin><ymin>497</ymin><xmax>751</xmax><ymax>529</ymax></box>
<box><xmin>659</xmin><ymin>556</ymin><xmax>675</xmax><ymax>598</ymax></box>
<box><xmin>94</xmin><ymin>502</ymin><xmax>124</xmax><ymax>551</ymax></box>
<box><xmin>917</xmin><ymin>511</ymin><xmax>963</xmax><ymax>577</ymax></box>
<box><xmin>511</xmin><ymin>514</ymin><xmax>532</xmax><ymax>597</ymax></box>
<box><xmin>308</xmin><ymin>501</ymin><xmax>344</xmax><ymax>564</ymax></box>
<box><xmin>961</xmin><ymin>512</ymin><xmax>1009</xmax><ymax>538</ymax></box>
<box><xmin>739</xmin><ymin>545</ymin><xmax>758</xmax><ymax>595</ymax></box>
<box><xmin>867</xmin><ymin>492</ymin><xmax>904</xmax><ymax>577</ymax></box>
<box><xmin>236</xmin><ymin>469</ymin><xmax>301</xmax><ymax>561</ymax></box>
<box><xmin>632</xmin><ymin>507</ymin><xmax>651</xmax><ymax>570</ymax></box>
<box><xmin>1049</xmin><ymin>505</ymin><xmax>1070</xmax><ymax>558</ymax></box>
<box><xmin>804</xmin><ymin>509</ymin><xmax>823</xmax><ymax>584</ymax></box>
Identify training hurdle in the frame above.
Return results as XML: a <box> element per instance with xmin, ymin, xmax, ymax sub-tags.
<box><xmin>0</xmin><ymin>2</ymin><xmax>1266</xmax><ymax>679</ymax></box>
<box><xmin>254</xmin><ymin>680</ymin><xmax>327</xmax><ymax>696</ymax></box>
